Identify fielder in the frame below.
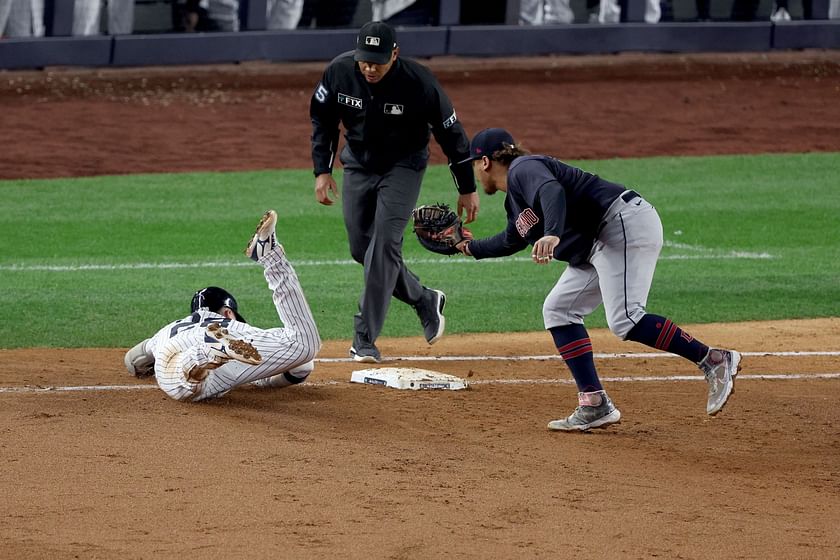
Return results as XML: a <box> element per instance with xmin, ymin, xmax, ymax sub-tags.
<box><xmin>454</xmin><ymin>128</ymin><xmax>742</xmax><ymax>431</ymax></box>
<box><xmin>124</xmin><ymin>210</ymin><xmax>321</xmax><ymax>402</ymax></box>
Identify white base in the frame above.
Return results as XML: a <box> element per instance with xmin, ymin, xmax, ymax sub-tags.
<box><xmin>350</xmin><ymin>367</ymin><xmax>469</xmax><ymax>391</ymax></box>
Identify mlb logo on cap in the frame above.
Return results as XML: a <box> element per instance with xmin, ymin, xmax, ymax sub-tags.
<box><xmin>354</xmin><ymin>21</ymin><xmax>397</xmax><ymax>65</ymax></box>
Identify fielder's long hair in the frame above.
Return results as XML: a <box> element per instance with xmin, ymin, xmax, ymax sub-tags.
<box><xmin>490</xmin><ymin>142</ymin><xmax>530</xmax><ymax>166</ymax></box>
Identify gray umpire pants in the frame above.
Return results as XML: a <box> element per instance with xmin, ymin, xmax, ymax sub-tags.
<box><xmin>340</xmin><ymin>146</ymin><xmax>428</xmax><ymax>343</ymax></box>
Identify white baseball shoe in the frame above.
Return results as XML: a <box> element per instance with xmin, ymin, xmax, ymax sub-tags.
<box><xmin>245</xmin><ymin>209</ymin><xmax>278</xmax><ymax>261</ymax></box>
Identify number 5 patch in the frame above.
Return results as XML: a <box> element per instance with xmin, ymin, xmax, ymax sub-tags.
<box><xmin>315</xmin><ymin>83</ymin><xmax>328</xmax><ymax>103</ymax></box>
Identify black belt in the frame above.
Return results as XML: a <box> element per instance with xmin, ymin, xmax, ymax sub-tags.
<box><xmin>621</xmin><ymin>190</ymin><xmax>640</xmax><ymax>203</ymax></box>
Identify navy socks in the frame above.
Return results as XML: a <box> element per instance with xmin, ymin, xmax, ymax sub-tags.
<box><xmin>626</xmin><ymin>314</ymin><xmax>709</xmax><ymax>364</ymax></box>
<box><xmin>549</xmin><ymin>324</ymin><xmax>602</xmax><ymax>392</ymax></box>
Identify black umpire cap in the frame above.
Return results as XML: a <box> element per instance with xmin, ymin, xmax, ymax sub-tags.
<box><xmin>354</xmin><ymin>21</ymin><xmax>397</xmax><ymax>65</ymax></box>
<box><xmin>470</xmin><ymin>128</ymin><xmax>516</xmax><ymax>160</ymax></box>
<box><xmin>190</xmin><ymin>286</ymin><xmax>246</xmax><ymax>323</ymax></box>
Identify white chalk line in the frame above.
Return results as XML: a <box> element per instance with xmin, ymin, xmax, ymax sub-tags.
<box><xmin>0</xmin><ymin>248</ymin><xmax>775</xmax><ymax>273</ymax></box>
<box><xmin>1</xmin><ymin>348</ymin><xmax>837</xmax><ymax>395</ymax></box>
<box><xmin>317</xmin><ymin>350</ymin><xmax>840</xmax><ymax>363</ymax></box>
<box><xmin>1</xmin><ymin>373</ymin><xmax>838</xmax><ymax>395</ymax></box>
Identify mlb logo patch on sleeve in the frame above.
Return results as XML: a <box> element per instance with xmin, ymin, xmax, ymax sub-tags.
<box><xmin>384</xmin><ymin>104</ymin><xmax>404</xmax><ymax>115</ymax></box>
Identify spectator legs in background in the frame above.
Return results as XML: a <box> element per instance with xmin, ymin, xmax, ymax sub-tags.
<box><xmin>520</xmin><ymin>0</ymin><xmax>573</xmax><ymax>24</ymax></box>
<box><xmin>644</xmin><ymin>0</ymin><xmax>661</xmax><ymax>22</ymax></box>
<box><xmin>695</xmin><ymin>0</ymin><xmax>710</xmax><ymax>20</ymax></box>
<box><xmin>0</xmin><ymin>0</ymin><xmax>14</xmax><ymax>35</ymax></box>
<box><xmin>267</xmin><ymin>0</ymin><xmax>304</xmax><ymax>29</ymax></box>
<box><xmin>207</xmin><ymin>0</ymin><xmax>239</xmax><ymax>31</ymax></box>
<box><xmin>731</xmin><ymin>0</ymin><xmax>759</xmax><ymax>20</ymax></box>
<box><xmin>770</xmin><ymin>0</ymin><xmax>790</xmax><ymax>20</ymax></box>
<box><xmin>545</xmin><ymin>0</ymin><xmax>574</xmax><ymax>24</ymax></box>
<box><xmin>2</xmin><ymin>0</ymin><xmax>44</xmax><ymax>36</ymax></box>
<box><xmin>108</xmin><ymin>0</ymin><xmax>134</xmax><ymax>34</ymax></box>
<box><xmin>73</xmin><ymin>0</ymin><xmax>101</xmax><ymax>35</ymax></box>
<box><xmin>597</xmin><ymin>0</ymin><xmax>621</xmax><ymax>22</ymax></box>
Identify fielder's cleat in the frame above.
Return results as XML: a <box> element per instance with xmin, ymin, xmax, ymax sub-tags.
<box><xmin>416</xmin><ymin>288</ymin><xmax>446</xmax><ymax>345</ymax></box>
<box><xmin>244</xmin><ymin>209</ymin><xmax>278</xmax><ymax>261</ymax></box>
<box><xmin>204</xmin><ymin>323</ymin><xmax>262</xmax><ymax>366</ymax></box>
<box><xmin>700</xmin><ymin>348</ymin><xmax>741</xmax><ymax>415</ymax></box>
<box><xmin>349</xmin><ymin>332</ymin><xmax>381</xmax><ymax>363</ymax></box>
<box><xmin>547</xmin><ymin>391</ymin><xmax>621</xmax><ymax>432</ymax></box>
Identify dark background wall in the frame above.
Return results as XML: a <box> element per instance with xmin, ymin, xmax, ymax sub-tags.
<box><xmin>0</xmin><ymin>0</ymin><xmax>838</xmax><ymax>70</ymax></box>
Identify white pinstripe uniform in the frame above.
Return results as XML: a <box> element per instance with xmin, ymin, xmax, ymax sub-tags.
<box><xmin>147</xmin><ymin>246</ymin><xmax>321</xmax><ymax>402</ymax></box>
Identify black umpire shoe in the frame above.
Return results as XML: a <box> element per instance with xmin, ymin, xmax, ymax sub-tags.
<box><xmin>416</xmin><ymin>288</ymin><xmax>446</xmax><ymax>345</ymax></box>
<box><xmin>350</xmin><ymin>332</ymin><xmax>381</xmax><ymax>363</ymax></box>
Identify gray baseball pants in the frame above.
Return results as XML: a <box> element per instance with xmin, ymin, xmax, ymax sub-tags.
<box><xmin>340</xmin><ymin>146</ymin><xmax>428</xmax><ymax>343</ymax></box>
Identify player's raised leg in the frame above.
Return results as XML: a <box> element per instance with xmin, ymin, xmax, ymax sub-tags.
<box><xmin>240</xmin><ymin>210</ymin><xmax>321</xmax><ymax>381</ymax></box>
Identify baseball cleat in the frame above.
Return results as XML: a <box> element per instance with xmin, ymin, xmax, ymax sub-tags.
<box><xmin>548</xmin><ymin>391</ymin><xmax>621</xmax><ymax>432</ymax></box>
<box><xmin>700</xmin><ymin>348</ymin><xmax>741</xmax><ymax>415</ymax></box>
<box><xmin>417</xmin><ymin>288</ymin><xmax>446</xmax><ymax>345</ymax></box>
<box><xmin>245</xmin><ymin>209</ymin><xmax>278</xmax><ymax>261</ymax></box>
<box><xmin>205</xmin><ymin>323</ymin><xmax>262</xmax><ymax>366</ymax></box>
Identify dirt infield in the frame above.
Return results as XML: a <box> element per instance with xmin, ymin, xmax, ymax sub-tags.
<box><xmin>1</xmin><ymin>51</ymin><xmax>840</xmax><ymax>558</ymax></box>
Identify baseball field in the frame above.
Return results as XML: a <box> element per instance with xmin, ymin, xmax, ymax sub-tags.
<box><xmin>1</xmin><ymin>51</ymin><xmax>839</xmax><ymax>558</ymax></box>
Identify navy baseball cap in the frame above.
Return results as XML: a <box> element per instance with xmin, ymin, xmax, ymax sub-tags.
<box><xmin>191</xmin><ymin>286</ymin><xmax>246</xmax><ymax>323</ymax></box>
<box><xmin>354</xmin><ymin>21</ymin><xmax>397</xmax><ymax>65</ymax></box>
<box><xmin>470</xmin><ymin>128</ymin><xmax>516</xmax><ymax>160</ymax></box>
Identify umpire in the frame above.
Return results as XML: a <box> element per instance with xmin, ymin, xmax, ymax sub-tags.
<box><xmin>310</xmin><ymin>20</ymin><xmax>478</xmax><ymax>363</ymax></box>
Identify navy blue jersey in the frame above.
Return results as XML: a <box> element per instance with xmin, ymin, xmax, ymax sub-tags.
<box><xmin>468</xmin><ymin>155</ymin><xmax>628</xmax><ymax>265</ymax></box>
<box><xmin>310</xmin><ymin>51</ymin><xmax>474</xmax><ymax>193</ymax></box>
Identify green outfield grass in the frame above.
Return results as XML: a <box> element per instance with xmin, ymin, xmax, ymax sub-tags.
<box><xmin>1</xmin><ymin>152</ymin><xmax>838</xmax><ymax>349</ymax></box>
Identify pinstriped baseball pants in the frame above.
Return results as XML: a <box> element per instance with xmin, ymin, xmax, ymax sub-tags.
<box><xmin>152</xmin><ymin>246</ymin><xmax>321</xmax><ymax>402</ymax></box>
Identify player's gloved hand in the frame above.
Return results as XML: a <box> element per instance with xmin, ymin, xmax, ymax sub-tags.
<box><xmin>412</xmin><ymin>203</ymin><xmax>472</xmax><ymax>256</ymax></box>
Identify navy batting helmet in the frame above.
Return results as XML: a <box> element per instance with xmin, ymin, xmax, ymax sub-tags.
<box><xmin>190</xmin><ymin>286</ymin><xmax>246</xmax><ymax>323</ymax></box>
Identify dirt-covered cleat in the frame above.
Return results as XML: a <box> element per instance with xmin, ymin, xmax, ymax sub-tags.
<box><xmin>244</xmin><ymin>210</ymin><xmax>278</xmax><ymax>261</ymax></box>
<box><xmin>205</xmin><ymin>323</ymin><xmax>262</xmax><ymax>366</ymax></box>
